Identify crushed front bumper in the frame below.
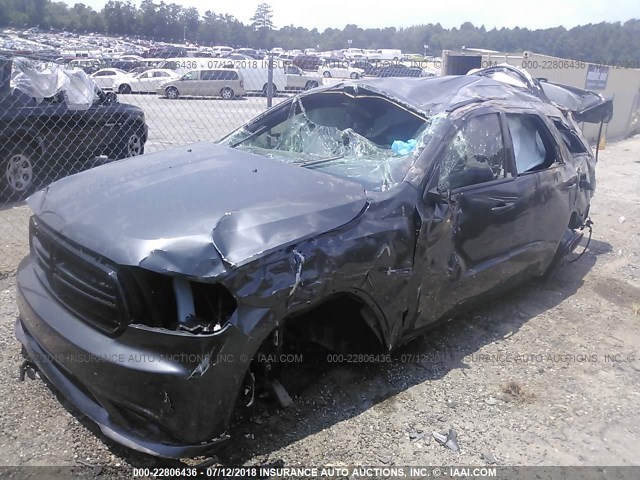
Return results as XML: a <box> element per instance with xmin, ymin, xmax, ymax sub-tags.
<box><xmin>15</xmin><ymin>256</ymin><xmax>251</xmax><ymax>458</ymax></box>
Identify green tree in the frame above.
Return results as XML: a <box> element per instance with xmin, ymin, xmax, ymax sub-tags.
<box><xmin>250</xmin><ymin>3</ymin><xmax>274</xmax><ymax>31</ymax></box>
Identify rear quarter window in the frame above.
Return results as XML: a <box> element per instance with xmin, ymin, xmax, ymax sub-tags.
<box><xmin>553</xmin><ymin>120</ymin><xmax>589</xmax><ymax>154</ymax></box>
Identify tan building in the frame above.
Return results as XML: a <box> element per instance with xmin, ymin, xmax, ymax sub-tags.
<box><xmin>442</xmin><ymin>49</ymin><xmax>640</xmax><ymax>141</ymax></box>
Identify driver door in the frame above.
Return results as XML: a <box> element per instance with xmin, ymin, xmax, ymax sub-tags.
<box><xmin>413</xmin><ymin>111</ymin><xmax>524</xmax><ymax>328</ymax></box>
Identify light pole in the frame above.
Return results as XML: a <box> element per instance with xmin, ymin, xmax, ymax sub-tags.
<box><xmin>347</xmin><ymin>39</ymin><xmax>352</xmax><ymax>49</ymax></box>
<box><xmin>183</xmin><ymin>25</ymin><xmax>187</xmax><ymax>43</ymax></box>
<box><xmin>423</xmin><ymin>44</ymin><xmax>428</xmax><ymax>57</ymax></box>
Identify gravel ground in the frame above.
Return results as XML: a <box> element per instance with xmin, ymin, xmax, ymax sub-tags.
<box><xmin>0</xmin><ymin>135</ymin><xmax>639</xmax><ymax>475</ymax></box>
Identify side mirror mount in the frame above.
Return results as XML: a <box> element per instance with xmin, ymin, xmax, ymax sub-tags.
<box><xmin>103</xmin><ymin>91</ymin><xmax>118</xmax><ymax>104</ymax></box>
<box><xmin>424</xmin><ymin>187</ymin><xmax>448</xmax><ymax>204</ymax></box>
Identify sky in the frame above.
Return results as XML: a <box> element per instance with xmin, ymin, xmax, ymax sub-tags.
<box><xmin>67</xmin><ymin>0</ymin><xmax>639</xmax><ymax>30</ymax></box>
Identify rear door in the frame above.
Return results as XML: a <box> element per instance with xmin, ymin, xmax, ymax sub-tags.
<box><xmin>501</xmin><ymin>113</ymin><xmax>574</xmax><ymax>270</ymax></box>
<box><xmin>200</xmin><ymin>70</ymin><xmax>222</xmax><ymax>96</ymax></box>
<box><xmin>133</xmin><ymin>71</ymin><xmax>153</xmax><ymax>92</ymax></box>
<box><xmin>150</xmin><ymin>71</ymin><xmax>172</xmax><ymax>91</ymax></box>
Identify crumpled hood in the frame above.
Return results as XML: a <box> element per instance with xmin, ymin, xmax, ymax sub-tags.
<box><xmin>28</xmin><ymin>142</ymin><xmax>368</xmax><ymax>278</ymax></box>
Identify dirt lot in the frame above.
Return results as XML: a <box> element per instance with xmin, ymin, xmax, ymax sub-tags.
<box><xmin>0</xmin><ymin>135</ymin><xmax>638</xmax><ymax>475</ymax></box>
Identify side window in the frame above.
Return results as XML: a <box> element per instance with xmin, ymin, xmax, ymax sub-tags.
<box><xmin>228</xmin><ymin>71</ymin><xmax>239</xmax><ymax>80</ymax></box>
<box><xmin>553</xmin><ymin>120</ymin><xmax>589</xmax><ymax>154</ymax></box>
<box><xmin>438</xmin><ymin>113</ymin><xmax>507</xmax><ymax>191</ymax></box>
<box><xmin>201</xmin><ymin>70</ymin><xmax>215</xmax><ymax>80</ymax></box>
<box><xmin>182</xmin><ymin>71</ymin><xmax>198</xmax><ymax>81</ymax></box>
<box><xmin>506</xmin><ymin>114</ymin><xmax>558</xmax><ymax>173</ymax></box>
<box><xmin>138</xmin><ymin>72</ymin><xmax>150</xmax><ymax>79</ymax></box>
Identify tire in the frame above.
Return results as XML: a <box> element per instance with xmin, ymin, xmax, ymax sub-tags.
<box><xmin>1</xmin><ymin>140</ymin><xmax>40</xmax><ymax>202</ymax></box>
<box><xmin>109</xmin><ymin>128</ymin><xmax>146</xmax><ymax>160</ymax></box>
<box><xmin>322</xmin><ymin>70</ymin><xmax>332</xmax><ymax>78</ymax></box>
<box><xmin>221</xmin><ymin>87</ymin><xmax>234</xmax><ymax>100</ymax></box>
<box><xmin>119</xmin><ymin>84</ymin><xmax>132</xmax><ymax>94</ymax></box>
<box><xmin>262</xmin><ymin>83</ymin><xmax>277</xmax><ymax>97</ymax></box>
<box><xmin>165</xmin><ymin>86</ymin><xmax>179</xmax><ymax>99</ymax></box>
<box><xmin>304</xmin><ymin>81</ymin><xmax>318</xmax><ymax>90</ymax></box>
<box><xmin>350</xmin><ymin>72</ymin><xmax>359</xmax><ymax>79</ymax></box>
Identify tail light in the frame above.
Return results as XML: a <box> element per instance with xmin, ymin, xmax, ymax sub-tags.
<box><xmin>240</xmin><ymin>80</ymin><xmax>244</xmax><ymax>88</ymax></box>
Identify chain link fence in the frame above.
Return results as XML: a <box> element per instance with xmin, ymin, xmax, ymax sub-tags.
<box><xmin>0</xmin><ymin>55</ymin><xmax>291</xmax><ymax>276</ymax></box>
<box><xmin>0</xmin><ymin>53</ymin><xmax>435</xmax><ymax>277</ymax></box>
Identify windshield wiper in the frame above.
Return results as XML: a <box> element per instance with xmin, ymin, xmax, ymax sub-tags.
<box><xmin>298</xmin><ymin>155</ymin><xmax>345</xmax><ymax>168</ymax></box>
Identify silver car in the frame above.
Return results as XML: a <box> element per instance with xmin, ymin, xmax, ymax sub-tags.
<box><xmin>159</xmin><ymin>69</ymin><xmax>245</xmax><ymax>100</ymax></box>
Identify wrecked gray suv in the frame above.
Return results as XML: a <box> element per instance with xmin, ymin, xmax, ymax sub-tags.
<box><xmin>15</xmin><ymin>66</ymin><xmax>612</xmax><ymax>457</ymax></box>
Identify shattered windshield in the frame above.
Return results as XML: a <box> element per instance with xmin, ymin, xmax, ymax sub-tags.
<box><xmin>220</xmin><ymin>90</ymin><xmax>437</xmax><ymax>191</ymax></box>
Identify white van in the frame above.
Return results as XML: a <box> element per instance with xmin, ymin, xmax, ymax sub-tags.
<box><xmin>376</xmin><ymin>49</ymin><xmax>402</xmax><ymax>61</ymax></box>
<box><xmin>223</xmin><ymin>60</ymin><xmax>287</xmax><ymax>95</ymax></box>
<box><xmin>211</xmin><ymin>46</ymin><xmax>233</xmax><ymax>57</ymax></box>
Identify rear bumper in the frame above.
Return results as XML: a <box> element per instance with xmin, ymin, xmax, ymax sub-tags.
<box><xmin>15</xmin><ymin>256</ymin><xmax>252</xmax><ymax>458</ymax></box>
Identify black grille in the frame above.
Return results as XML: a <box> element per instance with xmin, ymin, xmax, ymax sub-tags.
<box><xmin>29</xmin><ymin>217</ymin><xmax>132</xmax><ymax>336</ymax></box>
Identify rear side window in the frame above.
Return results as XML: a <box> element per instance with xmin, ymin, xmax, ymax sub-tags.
<box><xmin>201</xmin><ymin>70</ymin><xmax>219</xmax><ymax>80</ymax></box>
<box><xmin>438</xmin><ymin>113</ymin><xmax>507</xmax><ymax>191</ymax></box>
<box><xmin>216</xmin><ymin>70</ymin><xmax>238</xmax><ymax>80</ymax></box>
<box><xmin>553</xmin><ymin>120</ymin><xmax>589</xmax><ymax>154</ymax></box>
<box><xmin>506</xmin><ymin>114</ymin><xmax>558</xmax><ymax>173</ymax></box>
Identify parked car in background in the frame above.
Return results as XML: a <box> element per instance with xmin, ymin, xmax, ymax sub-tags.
<box><xmin>293</xmin><ymin>54</ymin><xmax>322</xmax><ymax>71</ymax></box>
<box><xmin>114</xmin><ymin>69</ymin><xmax>179</xmax><ymax>93</ymax></box>
<box><xmin>376</xmin><ymin>49</ymin><xmax>402</xmax><ymax>60</ymax></box>
<box><xmin>145</xmin><ymin>46</ymin><xmax>188</xmax><ymax>58</ymax></box>
<box><xmin>211</xmin><ymin>46</ymin><xmax>233</xmax><ymax>57</ymax></box>
<box><xmin>234</xmin><ymin>48</ymin><xmax>261</xmax><ymax>59</ymax></box>
<box><xmin>375</xmin><ymin>63</ymin><xmax>423</xmax><ymax>77</ymax></box>
<box><xmin>90</xmin><ymin>68</ymin><xmax>130</xmax><ymax>90</ymax></box>
<box><xmin>284</xmin><ymin>64</ymin><xmax>322</xmax><ymax>91</ymax></box>
<box><xmin>109</xmin><ymin>60</ymin><xmax>142</xmax><ymax>72</ymax></box>
<box><xmin>350</xmin><ymin>60</ymin><xmax>380</xmax><ymax>76</ymax></box>
<box><xmin>1</xmin><ymin>89</ymin><xmax>147</xmax><ymax>200</ymax></box>
<box><xmin>159</xmin><ymin>69</ymin><xmax>245</xmax><ymax>99</ymax></box>
<box><xmin>14</xmin><ymin>66</ymin><xmax>612</xmax><ymax>458</ymax></box>
<box><xmin>318</xmin><ymin>60</ymin><xmax>364</xmax><ymax>79</ymax></box>
<box><xmin>67</xmin><ymin>58</ymin><xmax>101</xmax><ymax>74</ymax></box>
<box><xmin>221</xmin><ymin>53</ymin><xmax>254</xmax><ymax>60</ymax></box>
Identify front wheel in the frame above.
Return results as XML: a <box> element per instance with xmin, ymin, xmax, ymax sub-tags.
<box><xmin>322</xmin><ymin>70</ymin><xmax>332</xmax><ymax>77</ymax></box>
<box><xmin>165</xmin><ymin>86</ymin><xmax>179</xmax><ymax>99</ymax></box>
<box><xmin>221</xmin><ymin>87</ymin><xmax>235</xmax><ymax>100</ymax></box>
<box><xmin>350</xmin><ymin>72</ymin><xmax>359</xmax><ymax>79</ymax></box>
<box><xmin>119</xmin><ymin>84</ymin><xmax>132</xmax><ymax>94</ymax></box>
<box><xmin>304</xmin><ymin>81</ymin><xmax>318</xmax><ymax>90</ymax></box>
<box><xmin>1</xmin><ymin>141</ymin><xmax>40</xmax><ymax>202</ymax></box>
<box><xmin>108</xmin><ymin>128</ymin><xmax>146</xmax><ymax>160</ymax></box>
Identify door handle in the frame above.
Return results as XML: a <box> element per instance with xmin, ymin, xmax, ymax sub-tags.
<box><xmin>491</xmin><ymin>202</ymin><xmax>515</xmax><ymax>213</ymax></box>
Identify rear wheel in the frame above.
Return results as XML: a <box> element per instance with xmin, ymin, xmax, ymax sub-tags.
<box><xmin>221</xmin><ymin>87</ymin><xmax>235</xmax><ymax>100</ymax></box>
<box><xmin>165</xmin><ymin>86</ymin><xmax>179</xmax><ymax>99</ymax></box>
<box><xmin>304</xmin><ymin>81</ymin><xmax>319</xmax><ymax>90</ymax></box>
<box><xmin>262</xmin><ymin>83</ymin><xmax>277</xmax><ymax>97</ymax></box>
<box><xmin>1</xmin><ymin>141</ymin><xmax>40</xmax><ymax>201</ymax></box>
<box><xmin>118</xmin><ymin>84</ymin><xmax>132</xmax><ymax>94</ymax></box>
<box><xmin>322</xmin><ymin>70</ymin><xmax>332</xmax><ymax>77</ymax></box>
<box><xmin>350</xmin><ymin>72</ymin><xmax>359</xmax><ymax>79</ymax></box>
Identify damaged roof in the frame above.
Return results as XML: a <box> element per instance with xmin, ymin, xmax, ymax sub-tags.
<box><xmin>324</xmin><ymin>75</ymin><xmax>546</xmax><ymax>115</ymax></box>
